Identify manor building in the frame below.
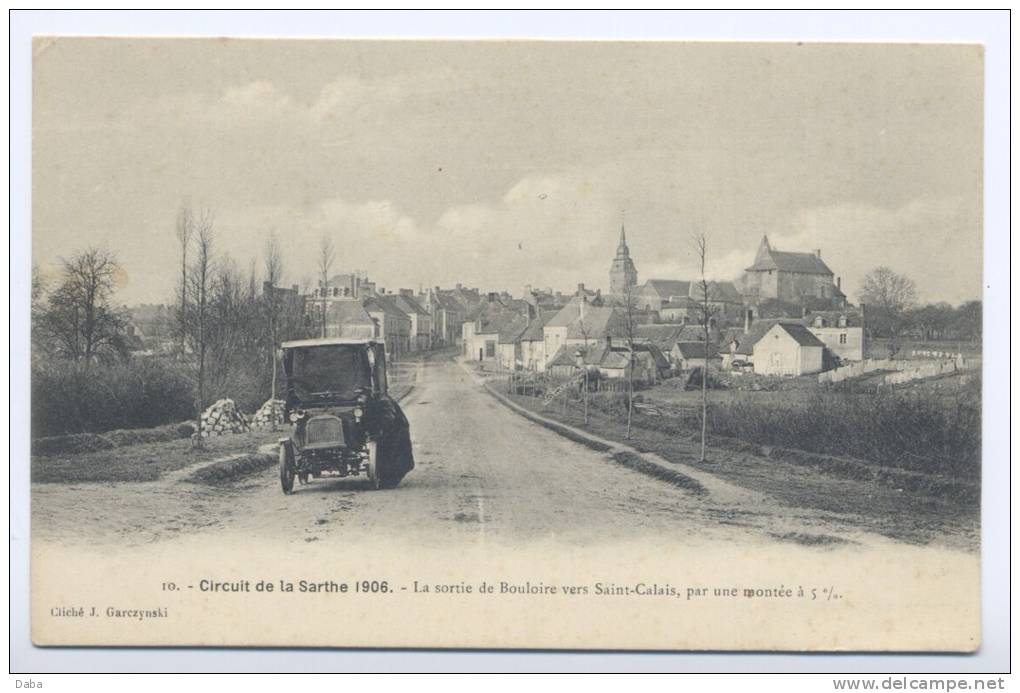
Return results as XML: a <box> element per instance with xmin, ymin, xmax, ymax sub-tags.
<box><xmin>740</xmin><ymin>236</ymin><xmax>846</xmax><ymax>305</ymax></box>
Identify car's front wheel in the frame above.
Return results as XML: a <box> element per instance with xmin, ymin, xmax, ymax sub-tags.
<box><xmin>280</xmin><ymin>444</ymin><xmax>296</xmax><ymax>494</ymax></box>
<box><xmin>365</xmin><ymin>439</ymin><xmax>381</xmax><ymax>490</ymax></box>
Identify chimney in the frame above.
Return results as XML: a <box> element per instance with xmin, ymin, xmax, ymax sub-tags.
<box><xmin>577</xmin><ymin>282</ymin><xmax>585</xmax><ymax>296</ymax></box>
<box><xmin>814</xmin><ymin>249</ymin><xmax>822</xmax><ymax>258</ymax></box>
<box><xmin>291</xmin><ymin>284</ymin><xmax>299</xmax><ymax>292</ymax></box>
<box><xmin>605</xmin><ymin>335</ymin><xmax>612</xmax><ymax>349</ymax></box>
<box><xmin>487</xmin><ymin>292</ymin><xmax>497</xmax><ymax>303</ymax></box>
<box><xmin>744</xmin><ymin>308</ymin><xmax>753</xmax><ymax>332</ymax></box>
<box><xmin>456</xmin><ymin>283</ymin><xmax>463</xmax><ymax>290</ymax></box>
<box><xmin>837</xmin><ymin>276</ymin><xmax>841</xmax><ymax>290</ymax></box>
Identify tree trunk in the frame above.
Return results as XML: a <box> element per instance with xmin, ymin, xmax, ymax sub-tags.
<box><xmin>626</xmin><ymin>354</ymin><xmax>634</xmax><ymax>439</ymax></box>
<box><xmin>583</xmin><ymin>369</ymin><xmax>589</xmax><ymax>426</ymax></box>
<box><xmin>196</xmin><ymin>338</ymin><xmax>205</xmax><ymax>448</ymax></box>
<box><xmin>270</xmin><ymin>347</ymin><xmax>278</xmax><ymax>431</ymax></box>
<box><xmin>700</xmin><ymin>354</ymin><xmax>707</xmax><ymax>462</ymax></box>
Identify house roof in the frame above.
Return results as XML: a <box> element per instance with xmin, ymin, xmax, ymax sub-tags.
<box><xmin>546</xmin><ymin>344</ymin><xmax>584</xmax><ymax>368</ymax></box>
<box><xmin>634</xmin><ymin>324</ymin><xmax>687</xmax><ymax>349</ymax></box>
<box><xmin>497</xmin><ymin>314</ymin><xmax>530</xmax><ymax>344</ymax></box>
<box><xmin>695</xmin><ymin>281</ymin><xmax>744</xmax><ymax>303</ymax></box>
<box><xmin>642</xmin><ymin>279</ymin><xmax>691</xmax><ymax>299</ymax></box>
<box><xmin>325</xmin><ymin>299</ymin><xmax>376</xmax><ymax>326</ymax></box>
<box><xmin>673</xmin><ymin>341</ymin><xmax>720</xmax><ymax>359</ymax></box>
<box><xmin>364</xmin><ymin>295</ymin><xmax>410</xmax><ymax>320</ymax></box>
<box><xmin>660</xmin><ymin>296</ymin><xmax>698</xmax><ymax>310</ymax></box>
<box><xmin>803</xmin><ymin>310</ymin><xmax>863</xmax><ymax>328</ymax></box>
<box><xmin>730</xmin><ymin>319</ymin><xmax>788</xmax><ymax>355</ymax></box>
<box><xmin>471</xmin><ymin>301</ymin><xmax>527</xmax><ymax>337</ymax></box>
<box><xmin>432</xmin><ymin>292</ymin><xmax>464</xmax><ymax>312</ymax></box>
<box><xmin>547</xmin><ymin>341</ymin><xmax>668</xmax><ymax>371</ymax></box>
<box><xmin>392</xmin><ymin>293</ymin><xmax>429</xmax><ymax>316</ymax></box>
<box><xmin>761</xmin><ymin>322</ymin><xmax>827</xmax><ymax>348</ymax></box>
<box><xmin>747</xmin><ymin>244</ymin><xmax>833</xmax><ymax>275</ymax></box>
<box><xmin>520</xmin><ymin>310</ymin><xmax>558</xmax><ymax>341</ymax></box>
<box><xmin>567</xmin><ymin>306</ymin><xmax>633</xmax><ymax>340</ymax></box>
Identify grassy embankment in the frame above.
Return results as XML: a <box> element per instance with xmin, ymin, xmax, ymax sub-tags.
<box><xmin>495</xmin><ymin>376</ymin><xmax>979</xmax><ymax>547</ymax></box>
<box><xmin>31</xmin><ymin>350</ymin><xmax>436</xmax><ymax>484</ymax></box>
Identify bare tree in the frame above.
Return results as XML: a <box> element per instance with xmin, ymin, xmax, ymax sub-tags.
<box><xmin>263</xmin><ymin>231</ymin><xmax>284</xmax><ymax>425</ymax></box>
<box><xmin>692</xmin><ymin>233</ymin><xmax>716</xmax><ymax>463</ymax></box>
<box><xmin>620</xmin><ymin>282</ymin><xmax>641</xmax><ymax>439</ymax></box>
<box><xmin>174</xmin><ymin>205</ymin><xmax>194</xmax><ymax>354</ymax></box>
<box><xmin>858</xmin><ymin>266</ymin><xmax>918</xmax><ymax>356</ymax></box>
<box><xmin>576</xmin><ymin>316</ymin><xmax>591</xmax><ymax>426</ymax></box>
<box><xmin>39</xmin><ymin>246</ymin><xmax>129</xmax><ymax>364</ymax></box>
<box><xmin>187</xmin><ymin>211</ymin><xmax>215</xmax><ymax>446</ymax></box>
<box><xmin>317</xmin><ymin>234</ymin><xmax>336</xmax><ymax>338</ymax></box>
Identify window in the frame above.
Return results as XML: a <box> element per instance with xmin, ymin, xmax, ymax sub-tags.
<box><xmin>814</xmin><ymin>316</ymin><xmax>826</xmax><ymax>327</ymax></box>
<box><xmin>486</xmin><ymin>341</ymin><xmax>496</xmax><ymax>358</ymax></box>
<box><xmin>839</xmin><ymin>333</ymin><xmax>847</xmax><ymax>344</ymax></box>
<box><xmin>838</xmin><ymin>315</ymin><xmax>847</xmax><ymax>328</ymax></box>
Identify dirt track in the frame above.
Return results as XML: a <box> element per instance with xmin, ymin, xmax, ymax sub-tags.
<box><xmin>31</xmin><ymin>357</ymin><xmax>964</xmax><ymax>551</ymax></box>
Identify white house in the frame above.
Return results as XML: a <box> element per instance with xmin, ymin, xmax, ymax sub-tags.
<box><xmin>804</xmin><ymin>309</ymin><xmax>865</xmax><ymax>362</ymax></box>
<box><xmin>752</xmin><ymin>323</ymin><xmax>825</xmax><ymax>376</ymax></box>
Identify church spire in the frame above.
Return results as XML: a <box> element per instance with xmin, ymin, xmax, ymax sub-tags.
<box><xmin>616</xmin><ymin>223</ymin><xmax>629</xmax><ymax>257</ymax></box>
<box><xmin>609</xmin><ymin>219</ymin><xmax>638</xmax><ymax>295</ymax></box>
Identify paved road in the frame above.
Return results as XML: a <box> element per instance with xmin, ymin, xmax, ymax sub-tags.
<box><xmin>31</xmin><ymin>357</ymin><xmax>883</xmax><ymax>550</ymax></box>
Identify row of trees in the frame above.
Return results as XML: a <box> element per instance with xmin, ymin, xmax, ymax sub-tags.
<box><xmin>174</xmin><ymin>205</ymin><xmax>314</xmax><ymax>443</ymax></box>
<box><xmin>857</xmin><ymin>266</ymin><xmax>981</xmax><ymax>349</ymax></box>
<box><xmin>31</xmin><ymin>204</ymin><xmax>316</xmax><ymax>438</ymax></box>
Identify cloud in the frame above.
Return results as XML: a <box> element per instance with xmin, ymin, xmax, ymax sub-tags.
<box><xmin>780</xmin><ymin>197</ymin><xmax>980</xmax><ymax>304</ymax></box>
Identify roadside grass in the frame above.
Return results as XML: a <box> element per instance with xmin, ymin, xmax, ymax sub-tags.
<box><xmin>501</xmin><ymin>388</ymin><xmax>979</xmax><ymax>548</ymax></box>
<box><xmin>605</xmin><ymin>375</ymin><xmax>981</xmax><ymax>482</ymax></box>
<box><xmin>31</xmin><ymin>429</ymin><xmax>282</xmax><ymax>484</ymax></box>
<box><xmin>32</xmin><ymin>421</ymin><xmax>196</xmax><ymax>458</ymax></box>
<box><xmin>610</xmin><ymin>451</ymin><xmax>707</xmax><ymax>496</ymax></box>
<box><xmin>183</xmin><ymin>451</ymin><xmax>277</xmax><ymax>484</ymax></box>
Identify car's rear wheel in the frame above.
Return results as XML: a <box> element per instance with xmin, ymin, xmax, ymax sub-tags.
<box><xmin>280</xmin><ymin>444</ymin><xmax>296</xmax><ymax>494</ymax></box>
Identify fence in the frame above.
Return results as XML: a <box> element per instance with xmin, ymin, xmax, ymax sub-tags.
<box><xmin>818</xmin><ymin>357</ymin><xmax>970</xmax><ymax>385</ymax></box>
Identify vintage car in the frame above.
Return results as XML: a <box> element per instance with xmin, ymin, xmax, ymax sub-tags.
<box><xmin>277</xmin><ymin>338</ymin><xmax>414</xmax><ymax>494</ymax></box>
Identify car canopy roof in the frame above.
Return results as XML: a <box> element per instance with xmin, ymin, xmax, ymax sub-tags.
<box><xmin>281</xmin><ymin>337</ymin><xmax>383</xmax><ymax>349</ymax></box>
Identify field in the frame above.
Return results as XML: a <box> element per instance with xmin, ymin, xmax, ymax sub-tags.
<box><xmin>635</xmin><ymin>369</ymin><xmax>980</xmax><ymax>481</ymax></box>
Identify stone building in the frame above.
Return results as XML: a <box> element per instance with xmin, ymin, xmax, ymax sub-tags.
<box><xmin>741</xmin><ymin>236</ymin><xmax>846</xmax><ymax>305</ymax></box>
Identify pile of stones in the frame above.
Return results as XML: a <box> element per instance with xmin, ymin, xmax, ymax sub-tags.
<box><xmin>198</xmin><ymin>398</ymin><xmax>251</xmax><ymax>437</ymax></box>
<box><xmin>251</xmin><ymin>398</ymin><xmax>286</xmax><ymax>429</ymax></box>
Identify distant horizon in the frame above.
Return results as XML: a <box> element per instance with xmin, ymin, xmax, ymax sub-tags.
<box><xmin>33</xmin><ymin>39</ymin><xmax>983</xmax><ymax>308</ymax></box>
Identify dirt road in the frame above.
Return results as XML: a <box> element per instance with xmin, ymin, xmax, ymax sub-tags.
<box><xmin>32</xmin><ymin>357</ymin><xmax>917</xmax><ymax>550</ymax></box>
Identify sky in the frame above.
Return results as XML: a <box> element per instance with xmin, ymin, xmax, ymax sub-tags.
<box><xmin>32</xmin><ymin>39</ymin><xmax>983</xmax><ymax>306</ymax></box>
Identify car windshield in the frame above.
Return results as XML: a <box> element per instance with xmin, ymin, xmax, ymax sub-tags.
<box><xmin>287</xmin><ymin>345</ymin><xmax>372</xmax><ymax>403</ymax></box>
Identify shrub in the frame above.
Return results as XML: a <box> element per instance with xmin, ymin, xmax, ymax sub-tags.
<box><xmin>701</xmin><ymin>379</ymin><xmax>981</xmax><ymax>479</ymax></box>
<box><xmin>32</xmin><ymin>358</ymin><xmax>196</xmax><ymax>438</ymax></box>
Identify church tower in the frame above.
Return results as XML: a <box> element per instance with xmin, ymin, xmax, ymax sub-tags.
<box><xmin>609</xmin><ymin>224</ymin><xmax>638</xmax><ymax>295</ymax></box>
